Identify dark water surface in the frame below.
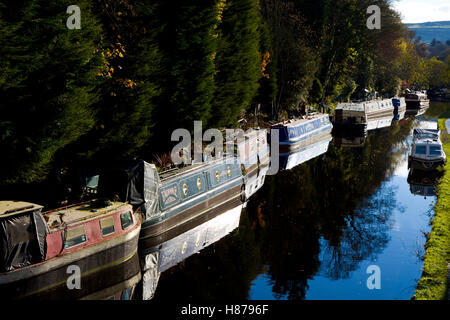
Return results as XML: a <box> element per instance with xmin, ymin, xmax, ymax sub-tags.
<box><xmin>150</xmin><ymin>103</ymin><xmax>447</xmax><ymax>301</ymax></box>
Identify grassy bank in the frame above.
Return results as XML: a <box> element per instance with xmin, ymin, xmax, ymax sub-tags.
<box><xmin>414</xmin><ymin>117</ymin><xmax>450</xmax><ymax>300</ymax></box>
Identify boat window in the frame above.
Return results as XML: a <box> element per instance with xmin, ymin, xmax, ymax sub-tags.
<box><xmin>65</xmin><ymin>226</ymin><xmax>87</xmax><ymax>249</ymax></box>
<box><xmin>415</xmin><ymin>145</ymin><xmax>427</xmax><ymax>155</ymax></box>
<box><xmin>120</xmin><ymin>211</ymin><xmax>133</xmax><ymax>230</ymax></box>
<box><xmin>429</xmin><ymin>146</ymin><xmax>442</xmax><ymax>156</ymax></box>
<box><xmin>100</xmin><ymin>216</ymin><xmax>115</xmax><ymax>237</ymax></box>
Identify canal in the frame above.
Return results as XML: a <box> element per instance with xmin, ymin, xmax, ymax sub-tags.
<box><xmin>148</xmin><ymin>102</ymin><xmax>447</xmax><ymax>301</ymax></box>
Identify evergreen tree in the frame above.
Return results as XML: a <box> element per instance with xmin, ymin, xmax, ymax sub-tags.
<box><xmin>0</xmin><ymin>0</ymin><xmax>104</xmax><ymax>184</ymax></box>
<box><xmin>210</xmin><ymin>0</ymin><xmax>262</xmax><ymax>127</ymax></box>
<box><xmin>78</xmin><ymin>0</ymin><xmax>163</xmax><ymax>162</ymax></box>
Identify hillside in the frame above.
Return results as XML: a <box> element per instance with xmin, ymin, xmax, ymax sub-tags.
<box><xmin>406</xmin><ymin>21</ymin><xmax>450</xmax><ymax>43</ymax></box>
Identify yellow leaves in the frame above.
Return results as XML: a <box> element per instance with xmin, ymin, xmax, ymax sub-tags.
<box><xmin>96</xmin><ymin>43</ymin><xmax>126</xmax><ymax>79</ymax></box>
<box><xmin>216</xmin><ymin>0</ymin><xmax>227</xmax><ymax>22</ymax></box>
<box><xmin>261</xmin><ymin>51</ymin><xmax>271</xmax><ymax>78</ymax></box>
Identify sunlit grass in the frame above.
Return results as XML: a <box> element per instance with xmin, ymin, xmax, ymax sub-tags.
<box><xmin>414</xmin><ymin>116</ymin><xmax>450</xmax><ymax>300</ymax></box>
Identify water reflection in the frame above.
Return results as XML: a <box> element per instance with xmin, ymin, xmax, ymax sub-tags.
<box><xmin>2</xmin><ymin>102</ymin><xmax>446</xmax><ymax>301</ymax></box>
<box><xmin>138</xmin><ymin>203</ymin><xmax>244</xmax><ymax>300</ymax></box>
<box><xmin>407</xmin><ymin>169</ymin><xmax>443</xmax><ymax>198</ymax></box>
<box><xmin>279</xmin><ymin>134</ymin><xmax>332</xmax><ymax>170</ymax></box>
<box><xmin>1</xmin><ymin>253</ymin><xmax>141</xmax><ymax>300</ymax></box>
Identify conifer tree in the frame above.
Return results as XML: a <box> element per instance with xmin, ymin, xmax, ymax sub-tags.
<box><xmin>210</xmin><ymin>0</ymin><xmax>262</xmax><ymax>127</ymax></box>
<box><xmin>0</xmin><ymin>0</ymin><xmax>104</xmax><ymax>184</ymax></box>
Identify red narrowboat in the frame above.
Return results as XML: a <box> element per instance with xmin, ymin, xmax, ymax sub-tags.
<box><xmin>0</xmin><ymin>199</ymin><xmax>141</xmax><ymax>298</ymax></box>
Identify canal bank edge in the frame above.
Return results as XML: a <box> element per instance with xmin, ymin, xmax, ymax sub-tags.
<box><xmin>414</xmin><ymin>118</ymin><xmax>450</xmax><ymax>300</ymax></box>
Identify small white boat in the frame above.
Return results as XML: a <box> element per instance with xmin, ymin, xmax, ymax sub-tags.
<box><xmin>408</xmin><ymin>129</ymin><xmax>447</xmax><ymax>171</ymax></box>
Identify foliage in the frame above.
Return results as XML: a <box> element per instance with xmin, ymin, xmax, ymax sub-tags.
<box><xmin>0</xmin><ymin>0</ymin><xmax>104</xmax><ymax>184</ymax></box>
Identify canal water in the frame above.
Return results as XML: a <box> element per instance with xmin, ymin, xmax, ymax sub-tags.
<box><xmin>149</xmin><ymin>102</ymin><xmax>446</xmax><ymax>301</ymax></box>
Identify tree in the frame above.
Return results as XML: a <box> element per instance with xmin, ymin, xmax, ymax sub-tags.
<box><xmin>210</xmin><ymin>0</ymin><xmax>262</xmax><ymax>127</ymax></box>
<box><xmin>0</xmin><ymin>0</ymin><xmax>104</xmax><ymax>184</ymax></box>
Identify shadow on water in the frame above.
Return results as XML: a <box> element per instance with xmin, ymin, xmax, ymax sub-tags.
<box><xmin>3</xmin><ymin>102</ymin><xmax>447</xmax><ymax>301</ymax></box>
<box><xmin>151</xmin><ymin>103</ymin><xmax>446</xmax><ymax>300</ymax></box>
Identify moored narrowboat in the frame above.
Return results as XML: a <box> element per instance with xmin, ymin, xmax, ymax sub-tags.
<box><xmin>270</xmin><ymin>113</ymin><xmax>332</xmax><ymax>153</ymax></box>
<box><xmin>98</xmin><ymin>158</ymin><xmax>246</xmax><ymax>253</ymax></box>
<box><xmin>0</xmin><ymin>199</ymin><xmax>141</xmax><ymax>296</ymax></box>
<box><xmin>408</xmin><ymin>129</ymin><xmax>447</xmax><ymax>171</ymax></box>
<box><xmin>235</xmin><ymin>128</ymin><xmax>270</xmax><ymax>174</ymax></box>
<box><xmin>405</xmin><ymin>91</ymin><xmax>430</xmax><ymax>111</ymax></box>
<box><xmin>332</xmin><ymin>98</ymin><xmax>395</xmax><ymax>134</ymax></box>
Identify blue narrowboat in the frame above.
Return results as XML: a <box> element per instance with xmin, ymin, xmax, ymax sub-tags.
<box><xmin>270</xmin><ymin>113</ymin><xmax>333</xmax><ymax>152</ymax></box>
<box><xmin>98</xmin><ymin>157</ymin><xmax>246</xmax><ymax>252</ymax></box>
<box><xmin>231</xmin><ymin>128</ymin><xmax>270</xmax><ymax>175</ymax></box>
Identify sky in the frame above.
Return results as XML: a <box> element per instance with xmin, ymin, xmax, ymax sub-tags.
<box><xmin>392</xmin><ymin>0</ymin><xmax>450</xmax><ymax>23</ymax></box>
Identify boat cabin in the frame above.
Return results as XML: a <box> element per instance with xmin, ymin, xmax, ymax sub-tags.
<box><xmin>43</xmin><ymin>200</ymin><xmax>137</xmax><ymax>259</ymax></box>
<box><xmin>409</xmin><ymin>129</ymin><xmax>447</xmax><ymax>170</ymax></box>
<box><xmin>0</xmin><ymin>201</ymin><xmax>47</xmax><ymax>272</ymax></box>
<box><xmin>271</xmin><ymin>113</ymin><xmax>332</xmax><ymax>146</ymax></box>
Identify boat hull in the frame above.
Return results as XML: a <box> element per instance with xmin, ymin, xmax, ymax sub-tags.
<box><xmin>278</xmin><ymin>125</ymin><xmax>333</xmax><ymax>153</ymax></box>
<box><xmin>0</xmin><ymin>223</ymin><xmax>141</xmax><ymax>299</ymax></box>
<box><xmin>408</xmin><ymin>156</ymin><xmax>446</xmax><ymax>171</ymax></box>
<box><xmin>138</xmin><ymin>181</ymin><xmax>243</xmax><ymax>254</ymax></box>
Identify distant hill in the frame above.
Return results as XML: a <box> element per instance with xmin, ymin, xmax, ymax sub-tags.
<box><xmin>406</xmin><ymin>21</ymin><xmax>450</xmax><ymax>43</ymax></box>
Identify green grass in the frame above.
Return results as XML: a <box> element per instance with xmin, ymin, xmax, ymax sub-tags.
<box><xmin>414</xmin><ymin>118</ymin><xmax>450</xmax><ymax>300</ymax></box>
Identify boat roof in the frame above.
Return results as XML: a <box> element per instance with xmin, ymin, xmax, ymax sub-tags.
<box><xmin>335</xmin><ymin>99</ymin><xmax>393</xmax><ymax>111</ymax></box>
<box><xmin>0</xmin><ymin>201</ymin><xmax>44</xmax><ymax>218</ymax></box>
<box><xmin>43</xmin><ymin>201</ymin><xmax>131</xmax><ymax>231</ymax></box>
<box><xmin>271</xmin><ymin>113</ymin><xmax>327</xmax><ymax>128</ymax></box>
<box><xmin>413</xmin><ymin>129</ymin><xmax>440</xmax><ymax>143</ymax></box>
<box><xmin>158</xmin><ymin>156</ymin><xmax>239</xmax><ymax>182</ymax></box>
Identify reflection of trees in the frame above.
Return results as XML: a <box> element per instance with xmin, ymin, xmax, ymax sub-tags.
<box><xmin>319</xmin><ymin>184</ymin><xmax>400</xmax><ymax>280</ymax></box>
<box><xmin>152</xmin><ymin>212</ymin><xmax>264</xmax><ymax>300</ymax></box>
<box><xmin>138</xmin><ymin>120</ymin><xmax>415</xmax><ymax>301</ymax></box>
<box><xmin>245</xmin><ymin>120</ymin><xmax>413</xmax><ymax>299</ymax></box>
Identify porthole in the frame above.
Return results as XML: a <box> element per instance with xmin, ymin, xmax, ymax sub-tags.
<box><xmin>227</xmin><ymin>166</ymin><xmax>231</xmax><ymax>177</ymax></box>
<box><xmin>196</xmin><ymin>177</ymin><xmax>202</xmax><ymax>190</ymax></box>
<box><xmin>181</xmin><ymin>241</ymin><xmax>187</xmax><ymax>254</ymax></box>
<box><xmin>215</xmin><ymin>170</ymin><xmax>220</xmax><ymax>182</ymax></box>
<box><xmin>182</xmin><ymin>183</ymin><xmax>188</xmax><ymax>196</ymax></box>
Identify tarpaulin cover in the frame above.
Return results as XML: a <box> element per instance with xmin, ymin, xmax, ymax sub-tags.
<box><xmin>0</xmin><ymin>209</ymin><xmax>47</xmax><ymax>272</ymax></box>
<box><xmin>98</xmin><ymin>160</ymin><xmax>160</xmax><ymax>220</ymax></box>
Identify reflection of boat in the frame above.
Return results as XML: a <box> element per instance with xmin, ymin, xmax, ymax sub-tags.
<box><xmin>333</xmin><ymin>132</ymin><xmax>367</xmax><ymax>148</ymax></box>
<box><xmin>332</xmin><ymin>99</ymin><xmax>395</xmax><ymax>134</ymax></box>
<box><xmin>0</xmin><ymin>200</ymin><xmax>141</xmax><ymax>297</ymax></box>
<box><xmin>98</xmin><ymin>158</ymin><xmax>245</xmax><ymax>253</ymax></box>
<box><xmin>405</xmin><ymin>91</ymin><xmax>430</xmax><ymax>111</ymax></box>
<box><xmin>279</xmin><ymin>134</ymin><xmax>332</xmax><ymax>170</ymax></box>
<box><xmin>2</xmin><ymin>252</ymin><xmax>141</xmax><ymax>300</ymax></box>
<box><xmin>408</xmin><ymin>129</ymin><xmax>447</xmax><ymax>171</ymax></box>
<box><xmin>407</xmin><ymin>169</ymin><xmax>443</xmax><ymax>198</ymax></box>
<box><xmin>392</xmin><ymin>97</ymin><xmax>406</xmax><ymax>121</ymax></box>
<box><xmin>244</xmin><ymin>163</ymin><xmax>269</xmax><ymax>201</ymax></box>
<box><xmin>138</xmin><ymin>203</ymin><xmax>243</xmax><ymax>300</ymax></box>
<box><xmin>270</xmin><ymin>113</ymin><xmax>332</xmax><ymax>153</ymax></box>
<box><xmin>235</xmin><ymin>128</ymin><xmax>270</xmax><ymax>174</ymax></box>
